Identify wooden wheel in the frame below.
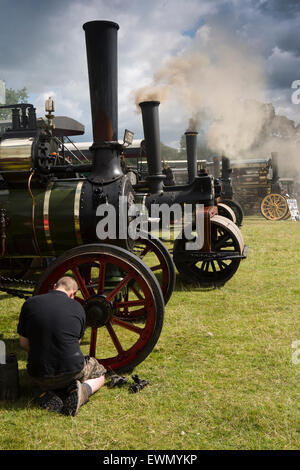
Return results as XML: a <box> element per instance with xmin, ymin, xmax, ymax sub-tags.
<box><xmin>34</xmin><ymin>244</ymin><xmax>164</xmax><ymax>374</ymax></box>
<box><xmin>173</xmin><ymin>215</ymin><xmax>245</xmax><ymax>288</ymax></box>
<box><xmin>260</xmin><ymin>194</ymin><xmax>289</xmax><ymax>220</ymax></box>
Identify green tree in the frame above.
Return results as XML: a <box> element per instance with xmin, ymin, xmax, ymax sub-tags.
<box><xmin>0</xmin><ymin>86</ymin><xmax>28</xmax><ymax>120</ymax></box>
<box><xmin>160</xmin><ymin>142</ymin><xmax>180</xmax><ymax>162</ymax></box>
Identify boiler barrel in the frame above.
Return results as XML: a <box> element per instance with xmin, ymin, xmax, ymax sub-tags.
<box><xmin>0</xmin><ymin>180</ymin><xmax>86</xmax><ymax>257</ymax></box>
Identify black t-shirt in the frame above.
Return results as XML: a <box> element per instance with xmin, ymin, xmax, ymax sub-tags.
<box><xmin>17</xmin><ymin>290</ymin><xmax>86</xmax><ymax>378</ymax></box>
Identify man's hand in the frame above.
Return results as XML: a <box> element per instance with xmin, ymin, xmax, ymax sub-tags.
<box><xmin>19</xmin><ymin>335</ymin><xmax>30</xmax><ymax>352</ymax></box>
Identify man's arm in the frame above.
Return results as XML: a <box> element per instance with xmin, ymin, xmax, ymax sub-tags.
<box><xmin>19</xmin><ymin>335</ymin><xmax>30</xmax><ymax>352</ymax></box>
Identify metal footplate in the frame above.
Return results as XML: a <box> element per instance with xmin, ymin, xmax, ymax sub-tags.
<box><xmin>174</xmin><ymin>245</ymin><xmax>248</xmax><ymax>264</ymax></box>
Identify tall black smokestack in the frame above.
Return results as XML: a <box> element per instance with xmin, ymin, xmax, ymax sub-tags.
<box><xmin>271</xmin><ymin>152</ymin><xmax>279</xmax><ymax>182</ymax></box>
<box><xmin>139</xmin><ymin>101</ymin><xmax>165</xmax><ymax>193</ymax></box>
<box><xmin>83</xmin><ymin>20</ymin><xmax>122</xmax><ymax>183</ymax></box>
<box><xmin>221</xmin><ymin>156</ymin><xmax>233</xmax><ymax>198</ymax></box>
<box><xmin>185</xmin><ymin>131</ymin><xmax>198</xmax><ymax>183</ymax></box>
<box><xmin>213</xmin><ymin>156</ymin><xmax>220</xmax><ymax>179</ymax></box>
<box><xmin>221</xmin><ymin>156</ymin><xmax>231</xmax><ymax>178</ymax></box>
<box><xmin>271</xmin><ymin>151</ymin><xmax>280</xmax><ymax>193</ymax></box>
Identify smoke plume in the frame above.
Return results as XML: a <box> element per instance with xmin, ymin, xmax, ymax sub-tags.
<box><xmin>133</xmin><ymin>24</ymin><xmax>300</xmax><ymax>179</ymax></box>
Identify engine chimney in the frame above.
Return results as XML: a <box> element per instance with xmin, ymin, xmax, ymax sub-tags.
<box><xmin>185</xmin><ymin>131</ymin><xmax>198</xmax><ymax>184</ymax></box>
<box><xmin>139</xmin><ymin>101</ymin><xmax>165</xmax><ymax>194</ymax></box>
<box><xmin>213</xmin><ymin>156</ymin><xmax>220</xmax><ymax>179</ymax></box>
<box><xmin>83</xmin><ymin>20</ymin><xmax>122</xmax><ymax>183</ymax></box>
<box><xmin>271</xmin><ymin>151</ymin><xmax>281</xmax><ymax>193</ymax></box>
<box><xmin>221</xmin><ymin>156</ymin><xmax>233</xmax><ymax>198</ymax></box>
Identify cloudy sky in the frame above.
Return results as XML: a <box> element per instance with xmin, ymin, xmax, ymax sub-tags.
<box><xmin>0</xmin><ymin>0</ymin><xmax>299</xmax><ymax>148</ymax></box>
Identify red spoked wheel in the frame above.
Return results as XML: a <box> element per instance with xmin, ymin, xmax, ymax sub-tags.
<box><xmin>34</xmin><ymin>244</ymin><xmax>164</xmax><ymax>374</ymax></box>
<box><xmin>132</xmin><ymin>232</ymin><xmax>175</xmax><ymax>306</ymax></box>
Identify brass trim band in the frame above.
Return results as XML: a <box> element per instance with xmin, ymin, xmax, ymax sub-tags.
<box><xmin>43</xmin><ymin>181</ymin><xmax>55</xmax><ymax>254</ymax></box>
<box><xmin>74</xmin><ymin>180</ymin><xmax>84</xmax><ymax>245</ymax></box>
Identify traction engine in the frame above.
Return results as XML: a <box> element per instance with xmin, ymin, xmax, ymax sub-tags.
<box><xmin>137</xmin><ymin>101</ymin><xmax>247</xmax><ymax>287</ymax></box>
<box><xmin>0</xmin><ymin>21</ymin><xmax>178</xmax><ymax>374</ymax></box>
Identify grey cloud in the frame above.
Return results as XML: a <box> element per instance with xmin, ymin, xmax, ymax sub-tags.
<box><xmin>256</xmin><ymin>0</ymin><xmax>300</xmax><ymax>20</ymax></box>
<box><xmin>0</xmin><ymin>0</ymin><xmax>299</xmax><ymax>146</ymax></box>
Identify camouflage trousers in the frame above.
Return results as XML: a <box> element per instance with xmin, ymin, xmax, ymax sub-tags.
<box><xmin>30</xmin><ymin>356</ymin><xmax>106</xmax><ymax>392</ymax></box>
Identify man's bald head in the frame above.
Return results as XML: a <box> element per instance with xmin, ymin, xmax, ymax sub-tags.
<box><xmin>54</xmin><ymin>276</ymin><xmax>78</xmax><ymax>298</ymax></box>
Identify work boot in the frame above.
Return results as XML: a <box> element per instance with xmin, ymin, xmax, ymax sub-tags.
<box><xmin>38</xmin><ymin>390</ymin><xmax>64</xmax><ymax>413</ymax></box>
<box><xmin>62</xmin><ymin>380</ymin><xmax>89</xmax><ymax>416</ymax></box>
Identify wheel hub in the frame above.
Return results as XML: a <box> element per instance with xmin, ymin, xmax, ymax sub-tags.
<box><xmin>85</xmin><ymin>294</ymin><xmax>113</xmax><ymax>328</ymax></box>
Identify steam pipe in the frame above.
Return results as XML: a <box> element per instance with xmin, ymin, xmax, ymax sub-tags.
<box><xmin>139</xmin><ymin>101</ymin><xmax>165</xmax><ymax>193</ymax></box>
<box><xmin>83</xmin><ymin>20</ymin><xmax>123</xmax><ymax>183</ymax></box>
<box><xmin>185</xmin><ymin>131</ymin><xmax>198</xmax><ymax>183</ymax></box>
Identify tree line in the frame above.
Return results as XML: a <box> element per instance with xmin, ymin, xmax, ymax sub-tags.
<box><xmin>0</xmin><ymin>87</ymin><xmax>28</xmax><ymax>120</ymax></box>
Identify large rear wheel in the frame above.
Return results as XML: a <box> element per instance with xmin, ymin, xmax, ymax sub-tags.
<box><xmin>34</xmin><ymin>244</ymin><xmax>164</xmax><ymax>374</ymax></box>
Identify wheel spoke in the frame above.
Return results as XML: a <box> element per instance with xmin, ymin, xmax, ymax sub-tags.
<box><xmin>89</xmin><ymin>327</ymin><xmax>98</xmax><ymax>357</ymax></box>
<box><xmin>98</xmin><ymin>261</ymin><xmax>106</xmax><ymax>295</ymax></box>
<box><xmin>72</xmin><ymin>265</ymin><xmax>90</xmax><ymax>299</ymax></box>
<box><xmin>105</xmin><ymin>272</ymin><xmax>134</xmax><ymax>302</ymax></box>
<box><xmin>111</xmin><ymin>317</ymin><xmax>144</xmax><ymax>335</ymax></box>
<box><xmin>135</xmin><ymin>245</ymin><xmax>151</xmax><ymax>259</ymax></box>
<box><xmin>217</xmin><ymin>260</ymin><xmax>228</xmax><ymax>270</ymax></box>
<box><xmin>130</xmin><ymin>285</ymin><xmax>144</xmax><ymax>300</ymax></box>
<box><xmin>114</xmin><ymin>299</ymin><xmax>146</xmax><ymax>308</ymax></box>
<box><xmin>105</xmin><ymin>322</ymin><xmax>124</xmax><ymax>355</ymax></box>
<box><xmin>211</xmin><ymin>261</ymin><xmax>216</xmax><ymax>273</ymax></box>
<box><xmin>150</xmin><ymin>264</ymin><xmax>162</xmax><ymax>272</ymax></box>
<box><xmin>220</xmin><ymin>241</ymin><xmax>235</xmax><ymax>249</ymax></box>
<box><xmin>200</xmin><ymin>261</ymin><xmax>207</xmax><ymax>272</ymax></box>
<box><xmin>214</xmin><ymin>233</ymin><xmax>230</xmax><ymax>250</ymax></box>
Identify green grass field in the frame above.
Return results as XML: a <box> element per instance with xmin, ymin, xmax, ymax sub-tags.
<box><xmin>0</xmin><ymin>216</ymin><xmax>299</xmax><ymax>450</ymax></box>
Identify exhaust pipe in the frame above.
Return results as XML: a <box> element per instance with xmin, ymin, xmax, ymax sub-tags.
<box><xmin>83</xmin><ymin>20</ymin><xmax>122</xmax><ymax>183</ymax></box>
<box><xmin>185</xmin><ymin>131</ymin><xmax>198</xmax><ymax>184</ymax></box>
<box><xmin>139</xmin><ymin>100</ymin><xmax>165</xmax><ymax>194</ymax></box>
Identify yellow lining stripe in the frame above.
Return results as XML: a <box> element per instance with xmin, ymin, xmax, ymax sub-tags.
<box><xmin>43</xmin><ymin>181</ymin><xmax>55</xmax><ymax>255</ymax></box>
<box><xmin>74</xmin><ymin>180</ymin><xmax>84</xmax><ymax>245</ymax></box>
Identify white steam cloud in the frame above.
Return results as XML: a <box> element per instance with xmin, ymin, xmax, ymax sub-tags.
<box><xmin>133</xmin><ymin>24</ymin><xmax>300</xmax><ymax>178</ymax></box>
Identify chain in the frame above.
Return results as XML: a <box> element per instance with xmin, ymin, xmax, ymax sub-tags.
<box><xmin>0</xmin><ymin>276</ymin><xmax>36</xmax><ymax>300</ymax></box>
<box><xmin>0</xmin><ymin>276</ymin><xmax>36</xmax><ymax>286</ymax></box>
